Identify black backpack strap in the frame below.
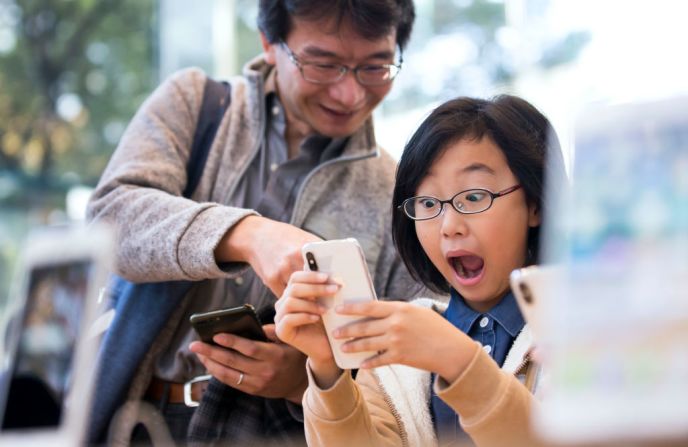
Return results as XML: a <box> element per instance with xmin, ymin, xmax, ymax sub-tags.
<box><xmin>183</xmin><ymin>78</ymin><xmax>232</xmax><ymax>198</ymax></box>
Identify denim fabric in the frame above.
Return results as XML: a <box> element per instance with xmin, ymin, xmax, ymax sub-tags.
<box><xmin>431</xmin><ymin>289</ymin><xmax>525</xmax><ymax>445</ymax></box>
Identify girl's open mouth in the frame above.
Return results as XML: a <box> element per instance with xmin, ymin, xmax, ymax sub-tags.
<box><xmin>451</xmin><ymin>254</ymin><xmax>485</xmax><ymax>286</ymax></box>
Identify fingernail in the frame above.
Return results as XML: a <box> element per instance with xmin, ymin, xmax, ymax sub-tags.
<box><xmin>326</xmin><ymin>284</ymin><xmax>339</xmax><ymax>292</ymax></box>
<box><xmin>317</xmin><ymin>272</ymin><xmax>329</xmax><ymax>281</ymax></box>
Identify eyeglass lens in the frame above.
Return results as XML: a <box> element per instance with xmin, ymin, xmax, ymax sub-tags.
<box><xmin>406</xmin><ymin>189</ymin><xmax>493</xmax><ymax>219</ymax></box>
<box><xmin>301</xmin><ymin>63</ymin><xmax>398</xmax><ymax>85</ymax></box>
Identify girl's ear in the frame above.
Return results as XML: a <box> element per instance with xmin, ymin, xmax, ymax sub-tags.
<box><xmin>260</xmin><ymin>32</ymin><xmax>277</xmax><ymax>65</ymax></box>
<box><xmin>527</xmin><ymin>203</ymin><xmax>541</xmax><ymax>228</ymax></box>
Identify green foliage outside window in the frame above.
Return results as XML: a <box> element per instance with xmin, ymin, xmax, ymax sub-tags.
<box><xmin>0</xmin><ymin>0</ymin><xmax>157</xmax><ymax>306</ymax></box>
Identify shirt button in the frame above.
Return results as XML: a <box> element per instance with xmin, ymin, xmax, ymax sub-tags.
<box><xmin>272</xmin><ymin>105</ymin><xmax>280</xmax><ymax>116</ymax></box>
<box><xmin>479</xmin><ymin>316</ymin><xmax>489</xmax><ymax>328</ymax></box>
<box><xmin>270</xmin><ymin>163</ymin><xmax>278</xmax><ymax>172</ymax></box>
<box><xmin>483</xmin><ymin>345</ymin><xmax>492</xmax><ymax>354</ymax></box>
<box><xmin>234</xmin><ymin>276</ymin><xmax>244</xmax><ymax>286</ymax></box>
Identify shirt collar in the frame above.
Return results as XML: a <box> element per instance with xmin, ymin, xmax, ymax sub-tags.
<box><xmin>267</xmin><ymin>93</ymin><xmax>347</xmax><ymax>162</ymax></box>
<box><xmin>446</xmin><ymin>289</ymin><xmax>525</xmax><ymax>337</ymax></box>
<box><xmin>485</xmin><ymin>291</ymin><xmax>525</xmax><ymax>337</ymax></box>
<box><xmin>264</xmin><ymin>67</ymin><xmax>277</xmax><ymax>95</ymax></box>
<box><xmin>445</xmin><ymin>289</ymin><xmax>481</xmax><ymax>334</ymax></box>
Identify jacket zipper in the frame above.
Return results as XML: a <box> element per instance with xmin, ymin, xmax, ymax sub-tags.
<box><xmin>376</xmin><ymin>370</ymin><xmax>410</xmax><ymax>447</ymax></box>
<box><xmin>289</xmin><ymin>150</ymin><xmax>377</xmax><ymax>226</ymax></box>
<box><xmin>513</xmin><ymin>353</ymin><xmax>542</xmax><ymax>393</ymax></box>
<box><xmin>222</xmin><ymin>73</ymin><xmax>377</xmax><ymax>226</ymax></box>
<box><xmin>513</xmin><ymin>353</ymin><xmax>531</xmax><ymax>376</ymax></box>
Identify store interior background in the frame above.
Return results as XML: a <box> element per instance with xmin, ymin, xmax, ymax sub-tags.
<box><xmin>1</xmin><ymin>0</ymin><xmax>687</xmax><ymax>324</ymax></box>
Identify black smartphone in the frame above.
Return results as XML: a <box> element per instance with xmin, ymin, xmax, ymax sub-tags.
<box><xmin>189</xmin><ymin>304</ymin><xmax>268</xmax><ymax>344</ymax></box>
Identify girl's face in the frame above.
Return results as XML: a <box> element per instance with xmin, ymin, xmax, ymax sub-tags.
<box><xmin>414</xmin><ymin>136</ymin><xmax>540</xmax><ymax>312</ymax></box>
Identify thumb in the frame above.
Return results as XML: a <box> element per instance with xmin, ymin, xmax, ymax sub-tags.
<box><xmin>263</xmin><ymin>324</ymin><xmax>279</xmax><ymax>342</ymax></box>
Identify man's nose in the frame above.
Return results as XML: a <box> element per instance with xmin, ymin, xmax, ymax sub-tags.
<box><xmin>328</xmin><ymin>71</ymin><xmax>365</xmax><ymax>108</ymax></box>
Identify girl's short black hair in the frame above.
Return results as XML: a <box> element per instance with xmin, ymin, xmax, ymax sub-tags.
<box><xmin>391</xmin><ymin>95</ymin><xmax>565</xmax><ymax>294</ymax></box>
<box><xmin>258</xmin><ymin>0</ymin><xmax>415</xmax><ymax>51</ymax></box>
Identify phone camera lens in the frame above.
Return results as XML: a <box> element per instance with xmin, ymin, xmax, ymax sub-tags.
<box><xmin>519</xmin><ymin>283</ymin><xmax>533</xmax><ymax>304</ymax></box>
<box><xmin>305</xmin><ymin>252</ymin><xmax>318</xmax><ymax>271</ymax></box>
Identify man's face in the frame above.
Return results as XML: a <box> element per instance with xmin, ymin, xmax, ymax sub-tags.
<box><xmin>262</xmin><ymin>17</ymin><xmax>398</xmax><ymax>139</ymax></box>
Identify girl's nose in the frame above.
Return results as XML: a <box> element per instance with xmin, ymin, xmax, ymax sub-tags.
<box><xmin>439</xmin><ymin>205</ymin><xmax>468</xmax><ymax>238</ymax></box>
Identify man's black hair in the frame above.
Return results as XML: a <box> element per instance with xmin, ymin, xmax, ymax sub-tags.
<box><xmin>258</xmin><ymin>0</ymin><xmax>415</xmax><ymax>50</ymax></box>
<box><xmin>391</xmin><ymin>95</ymin><xmax>566</xmax><ymax>294</ymax></box>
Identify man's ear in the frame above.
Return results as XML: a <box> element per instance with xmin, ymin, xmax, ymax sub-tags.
<box><xmin>528</xmin><ymin>203</ymin><xmax>541</xmax><ymax>228</ymax></box>
<box><xmin>260</xmin><ymin>32</ymin><xmax>277</xmax><ymax>65</ymax></box>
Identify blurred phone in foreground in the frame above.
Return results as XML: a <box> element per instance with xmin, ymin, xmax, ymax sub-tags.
<box><xmin>302</xmin><ymin>238</ymin><xmax>378</xmax><ymax>369</ymax></box>
<box><xmin>509</xmin><ymin>265</ymin><xmax>562</xmax><ymax>343</ymax></box>
<box><xmin>537</xmin><ymin>97</ymin><xmax>688</xmax><ymax>444</ymax></box>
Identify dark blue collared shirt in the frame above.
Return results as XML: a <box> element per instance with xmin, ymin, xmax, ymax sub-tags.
<box><xmin>431</xmin><ymin>289</ymin><xmax>525</xmax><ymax>446</ymax></box>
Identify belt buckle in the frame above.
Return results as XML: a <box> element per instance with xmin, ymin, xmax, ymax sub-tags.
<box><xmin>183</xmin><ymin>374</ymin><xmax>211</xmax><ymax>407</ymax></box>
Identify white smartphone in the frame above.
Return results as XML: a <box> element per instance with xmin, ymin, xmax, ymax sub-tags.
<box><xmin>509</xmin><ymin>265</ymin><xmax>562</xmax><ymax>342</ymax></box>
<box><xmin>301</xmin><ymin>238</ymin><xmax>378</xmax><ymax>369</ymax></box>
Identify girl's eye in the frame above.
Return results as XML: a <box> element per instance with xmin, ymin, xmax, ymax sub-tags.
<box><xmin>465</xmin><ymin>191</ymin><xmax>487</xmax><ymax>202</ymax></box>
<box><xmin>420</xmin><ymin>198</ymin><xmax>437</xmax><ymax>209</ymax></box>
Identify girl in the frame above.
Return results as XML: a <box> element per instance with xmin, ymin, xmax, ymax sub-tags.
<box><xmin>274</xmin><ymin>95</ymin><xmax>565</xmax><ymax>447</ymax></box>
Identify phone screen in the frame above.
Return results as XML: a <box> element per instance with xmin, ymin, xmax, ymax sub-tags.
<box><xmin>1</xmin><ymin>260</ymin><xmax>92</xmax><ymax>430</ymax></box>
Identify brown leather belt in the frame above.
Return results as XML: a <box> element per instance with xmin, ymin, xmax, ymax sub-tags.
<box><xmin>145</xmin><ymin>375</ymin><xmax>211</xmax><ymax>407</ymax></box>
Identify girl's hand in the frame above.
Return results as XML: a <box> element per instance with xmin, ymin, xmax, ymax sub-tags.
<box><xmin>334</xmin><ymin>301</ymin><xmax>477</xmax><ymax>383</ymax></box>
<box><xmin>274</xmin><ymin>271</ymin><xmax>338</xmax><ymax>366</ymax></box>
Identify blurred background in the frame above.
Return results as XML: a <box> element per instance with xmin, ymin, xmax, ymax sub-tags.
<box><xmin>1</xmin><ymin>0</ymin><xmax>687</xmax><ymax>310</ymax></box>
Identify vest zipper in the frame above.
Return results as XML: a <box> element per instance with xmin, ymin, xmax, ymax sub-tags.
<box><xmin>289</xmin><ymin>150</ymin><xmax>377</xmax><ymax>226</ymax></box>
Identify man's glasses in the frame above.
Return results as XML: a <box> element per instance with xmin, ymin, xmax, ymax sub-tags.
<box><xmin>280</xmin><ymin>41</ymin><xmax>402</xmax><ymax>86</ymax></box>
<box><xmin>399</xmin><ymin>185</ymin><xmax>522</xmax><ymax>221</ymax></box>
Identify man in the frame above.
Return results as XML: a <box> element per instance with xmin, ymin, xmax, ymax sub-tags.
<box><xmin>87</xmin><ymin>0</ymin><xmax>431</xmax><ymax>444</ymax></box>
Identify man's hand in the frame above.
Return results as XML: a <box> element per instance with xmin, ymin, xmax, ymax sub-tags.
<box><xmin>214</xmin><ymin>216</ymin><xmax>322</xmax><ymax>296</ymax></box>
<box><xmin>189</xmin><ymin>324</ymin><xmax>308</xmax><ymax>403</ymax></box>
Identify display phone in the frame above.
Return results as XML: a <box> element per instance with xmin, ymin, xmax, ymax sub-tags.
<box><xmin>190</xmin><ymin>304</ymin><xmax>268</xmax><ymax>344</ymax></box>
<box><xmin>0</xmin><ymin>224</ymin><xmax>112</xmax><ymax>444</ymax></box>
<box><xmin>509</xmin><ymin>265</ymin><xmax>561</xmax><ymax>341</ymax></box>
<box><xmin>301</xmin><ymin>238</ymin><xmax>378</xmax><ymax>369</ymax></box>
